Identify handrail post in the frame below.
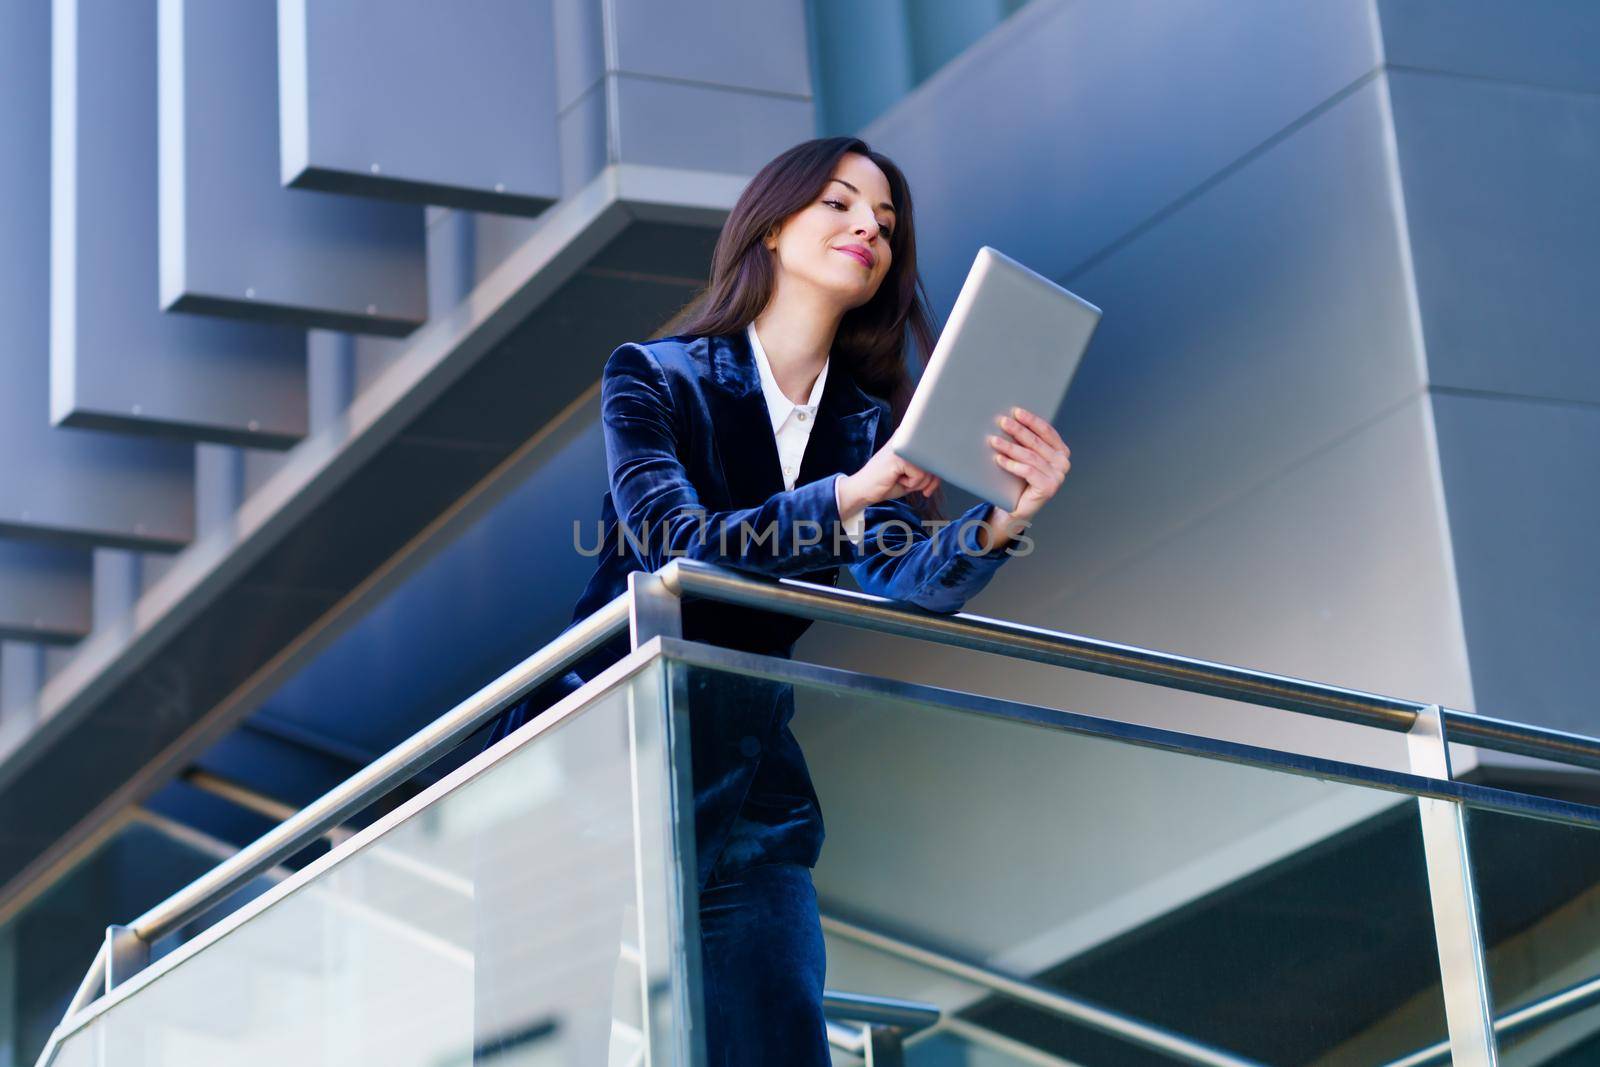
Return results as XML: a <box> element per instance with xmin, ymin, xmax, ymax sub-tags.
<box><xmin>103</xmin><ymin>925</ymin><xmax>149</xmax><ymax>993</ymax></box>
<box><xmin>628</xmin><ymin>565</ymin><xmax>682</xmax><ymax>647</ymax></box>
<box><xmin>863</xmin><ymin>1025</ymin><xmax>906</xmax><ymax>1066</ymax></box>
<box><xmin>1408</xmin><ymin>704</ymin><xmax>1498</xmax><ymax>1066</ymax></box>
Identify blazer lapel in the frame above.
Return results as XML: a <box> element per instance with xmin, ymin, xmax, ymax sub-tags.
<box><xmin>797</xmin><ymin>353</ymin><xmax>881</xmax><ymax>488</ymax></box>
<box><xmin>702</xmin><ymin>331</ymin><xmax>885</xmax><ymax>503</ymax></box>
<box><xmin>703</xmin><ymin>332</ymin><xmax>786</xmax><ymax>503</ymax></box>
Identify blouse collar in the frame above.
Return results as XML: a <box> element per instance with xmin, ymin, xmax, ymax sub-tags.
<box><xmin>746</xmin><ymin>321</ymin><xmax>828</xmax><ymax>434</ymax></box>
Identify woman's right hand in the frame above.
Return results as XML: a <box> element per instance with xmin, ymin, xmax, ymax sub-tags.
<box><xmin>837</xmin><ymin>438</ymin><xmax>940</xmax><ymax>519</ymax></box>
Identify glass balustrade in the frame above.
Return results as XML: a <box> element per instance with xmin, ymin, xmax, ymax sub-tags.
<box><xmin>662</xmin><ymin>647</ymin><xmax>1453</xmax><ymax>1066</ymax></box>
<box><xmin>1</xmin><ymin>815</ymin><xmax>275</xmax><ymax>1067</ymax></box>
<box><xmin>45</xmin><ymin>637</ymin><xmax>1600</xmax><ymax>1067</ymax></box>
<box><xmin>1464</xmin><ymin>806</ymin><xmax>1600</xmax><ymax>1064</ymax></box>
<box><xmin>43</xmin><ymin>661</ymin><xmax>696</xmax><ymax>1067</ymax></box>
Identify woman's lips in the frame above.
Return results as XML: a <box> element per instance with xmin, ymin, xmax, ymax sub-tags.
<box><xmin>836</xmin><ymin>246</ymin><xmax>873</xmax><ymax>269</ymax></box>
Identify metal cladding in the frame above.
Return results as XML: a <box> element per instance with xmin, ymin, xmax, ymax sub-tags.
<box><xmin>158</xmin><ymin>0</ymin><xmax>428</xmax><ymax>337</ymax></box>
<box><xmin>52</xmin><ymin>0</ymin><xmax>309</xmax><ymax>448</ymax></box>
<box><xmin>279</xmin><ymin>0</ymin><xmax>562</xmax><ymax>215</ymax></box>
<box><xmin>1371</xmin><ymin>0</ymin><xmax>1600</xmax><ymax>746</ymax></box>
<box><xmin>1</xmin><ymin>0</ymin><xmax>195</xmax><ymax>548</ymax></box>
<box><xmin>0</xmin><ymin>543</ymin><xmax>92</xmax><ymax>645</ymax></box>
<box><xmin>857</xmin><ymin>0</ymin><xmax>1600</xmax><ymax>762</ymax></box>
<box><xmin>0</xmin><ymin>0</ymin><xmax>811</xmax><ymax>938</ymax></box>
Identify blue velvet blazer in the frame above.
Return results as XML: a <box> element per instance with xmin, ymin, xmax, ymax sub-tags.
<box><xmin>490</xmin><ymin>331</ymin><xmax>1014</xmax><ymax>886</ymax></box>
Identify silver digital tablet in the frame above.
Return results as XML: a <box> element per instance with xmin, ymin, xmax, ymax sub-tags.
<box><xmin>890</xmin><ymin>247</ymin><xmax>1101</xmax><ymax>511</ymax></box>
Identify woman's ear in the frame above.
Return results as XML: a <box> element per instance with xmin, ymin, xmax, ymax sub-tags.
<box><xmin>763</xmin><ymin>225</ymin><xmax>779</xmax><ymax>251</ymax></box>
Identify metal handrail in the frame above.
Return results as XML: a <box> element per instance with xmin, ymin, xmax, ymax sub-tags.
<box><xmin>662</xmin><ymin>560</ymin><xmax>1600</xmax><ymax>771</ymax></box>
<box><xmin>52</xmin><ymin>557</ymin><xmax>1600</xmax><ymax>1024</ymax></box>
<box><xmin>823</xmin><ymin>990</ymin><xmax>941</xmax><ymax>1032</ymax></box>
<box><xmin>131</xmin><ymin>593</ymin><xmax>628</xmax><ymax>943</ymax></box>
<box><xmin>54</xmin><ymin>593</ymin><xmax>632</xmax><ymax>1006</ymax></box>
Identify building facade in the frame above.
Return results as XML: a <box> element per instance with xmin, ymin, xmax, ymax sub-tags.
<box><xmin>2</xmin><ymin>1</ymin><xmax>1597</xmax><ymax>1064</ymax></box>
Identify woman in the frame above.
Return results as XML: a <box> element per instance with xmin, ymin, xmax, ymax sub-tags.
<box><xmin>488</xmin><ymin>136</ymin><xmax>1070</xmax><ymax>1064</ymax></box>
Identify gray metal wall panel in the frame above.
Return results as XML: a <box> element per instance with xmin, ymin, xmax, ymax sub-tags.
<box><xmin>0</xmin><ymin>543</ymin><xmax>91</xmax><ymax>645</ymax></box>
<box><xmin>611</xmin><ymin>75</ymin><xmax>815</xmax><ymax>175</ymax></box>
<box><xmin>140</xmin><ymin>548</ymin><xmax>179</xmax><ymax>595</ymax></box>
<box><xmin>279</xmin><ymin>0</ymin><xmax>561</xmax><ymax>215</ymax></box>
<box><xmin>350</xmin><ymin>334</ymin><xmax>406</xmax><ymax>409</ymax></box>
<box><xmin>548</xmin><ymin>0</ymin><xmax>817</xmax><ymax>189</ymax></box>
<box><xmin>1389</xmin><ymin>70</ymin><xmax>1600</xmax><ymax>405</ymax></box>
<box><xmin>1433</xmin><ymin>393</ymin><xmax>1600</xmax><ymax>738</ymax></box>
<box><xmin>808</xmin><ymin>74</ymin><xmax>1455</xmax><ymax>773</ymax></box>
<box><xmin>91</xmin><ymin>549</ymin><xmax>139</xmax><ymax>637</ymax></box>
<box><xmin>0</xmin><ymin>404</ymin><xmax>195</xmax><ymax>549</ymax></box>
<box><xmin>305</xmin><ymin>331</ymin><xmax>355</xmax><ymax>434</ymax></box>
<box><xmin>863</xmin><ymin>0</ymin><xmax>1382</xmax><ymax>309</ymax></box>
<box><xmin>809</xmin><ymin>0</ymin><xmax>915</xmax><ymax>136</ymax></box>
<box><xmin>240</xmin><ymin>448</ymin><xmax>294</xmax><ymax>507</ymax></box>
<box><xmin>1009</xmin><ymin>77</ymin><xmax>1420</xmax><ymax>604</ymax></box>
<box><xmin>160</xmin><ymin>0</ymin><xmax>428</xmax><ymax>336</ymax></box>
<box><xmin>904</xmin><ymin>0</ymin><xmax>1013</xmax><ymax>83</ymax></box>
<box><xmin>557</xmin><ymin>81</ymin><xmax>608</xmax><ymax>196</ymax></box>
<box><xmin>425</xmin><ymin>211</ymin><xmax>478</xmax><ymax>317</ymax></box>
<box><xmin>608</xmin><ymin>0</ymin><xmax>812</xmax><ymax>96</ymax></box>
<box><xmin>194</xmin><ymin>444</ymin><xmax>244</xmax><ymax>541</ymax></box>
<box><xmin>552</xmin><ymin>0</ymin><xmax>604</xmax><ymax>111</ymax></box>
<box><xmin>52</xmin><ymin>0</ymin><xmax>308</xmax><ymax>449</ymax></box>
<box><xmin>1</xmin><ymin>0</ymin><xmax>193</xmax><ymax>549</ymax></box>
<box><xmin>422</xmin><ymin>211</ymin><xmax>543</xmax><ymax>319</ymax></box>
<box><xmin>0</xmin><ymin>644</ymin><xmax>45</xmax><ymax>735</ymax></box>
<box><xmin>1378</xmin><ymin>0</ymin><xmax>1600</xmax><ymax>95</ymax></box>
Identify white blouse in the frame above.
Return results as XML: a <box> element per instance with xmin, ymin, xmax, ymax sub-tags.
<box><xmin>746</xmin><ymin>322</ymin><xmax>865</xmax><ymax>546</ymax></box>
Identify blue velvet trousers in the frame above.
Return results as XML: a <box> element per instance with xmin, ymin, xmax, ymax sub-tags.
<box><xmin>698</xmin><ymin>862</ymin><xmax>830</xmax><ymax>1066</ymax></box>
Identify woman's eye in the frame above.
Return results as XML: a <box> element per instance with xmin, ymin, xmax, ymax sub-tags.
<box><xmin>823</xmin><ymin>198</ymin><xmax>892</xmax><ymax>239</ymax></box>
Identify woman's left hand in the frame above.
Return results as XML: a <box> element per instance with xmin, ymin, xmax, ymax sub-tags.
<box><xmin>986</xmin><ymin>407</ymin><xmax>1071</xmax><ymax>538</ymax></box>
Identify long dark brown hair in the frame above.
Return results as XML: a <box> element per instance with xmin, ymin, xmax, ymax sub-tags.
<box><xmin>670</xmin><ymin>136</ymin><xmax>941</xmax><ymax>513</ymax></box>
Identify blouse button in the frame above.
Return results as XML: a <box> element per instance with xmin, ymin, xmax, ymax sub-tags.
<box><xmin>797</xmin><ymin>411</ymin><xmax>809</xmax><ymax>422</ymax></box>
<box><xmin>739</xmin><ymin>736</ymin><xmax>762</xmax><ymax>759</ymax></box>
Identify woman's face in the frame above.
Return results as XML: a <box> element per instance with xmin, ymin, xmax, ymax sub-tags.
<box><xmin>765</xmin><ymin>152</ymin><xmax>896</xmax><ymax>309</ymax></box>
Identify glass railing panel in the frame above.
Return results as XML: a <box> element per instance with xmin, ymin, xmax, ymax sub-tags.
<box><xmin>665</xmin><ymin>652</ymin><xmax>1450</xmax><ymax>1066</ymax></box>
<box><xmin>1463</xmin><ymin>805</ymin><xmax>1600</xmax><ymax>1063</ymax></box>
<box><xmin>44</xmin><ymin>660</ymin><xmax>697</xmax><ymax>1067</ymax></box>
<box><xmin>2</xmin><ymin>817</ymin><xmax>262</xmax><ymax>1067</ymax></box>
